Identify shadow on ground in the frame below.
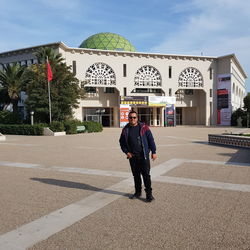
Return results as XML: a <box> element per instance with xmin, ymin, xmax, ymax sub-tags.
<box><xmin>31</xmin><ymin>178</ymin><xmax>131</xmax><ymax>198</ymax></box>
<box><xmin>218</xmin><ymin>148</ymin><xmax>250</xmax><ymax>164</ymax></box>
<box><xmin>192</xmin><ymin>141</ymin><xmax>250</xmax><ymax>164</ymax></box>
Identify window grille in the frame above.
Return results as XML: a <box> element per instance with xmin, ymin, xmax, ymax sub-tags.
<box><xmin>85</xmin><ymin>62</ymin><xmax>116</xmax><ymax>86</ymax></box>
<box><xmin>134</xmin><ymin>65</ymin><xmax>161</xmax><ymax>87</ymax></box>
<box><xmin>178</xmin><ymin>67</ymin><xmax>203</xmax><ymax>87</ymax></box>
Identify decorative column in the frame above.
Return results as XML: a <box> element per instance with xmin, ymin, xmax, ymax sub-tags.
<box><xmin>113</xmin><ymin>106</ymin><xmax>119</xmax><ymax>127</ymax></box>
<box><xmin>205</xmin><ymin>90</ymin><xmax>210</xmax><ymax>126</ymax></box>
<box><xmin>161</xmin><ymin>107</ymin><xmax>165</xmax><ymax>126</ymax></box>
<box><xmin>153</xmin><ymin>108</ymin><xmax>157</xmax><ymax>126</ymax></box>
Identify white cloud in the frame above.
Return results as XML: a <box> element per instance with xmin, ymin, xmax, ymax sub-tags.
<box><xmin>151</xmin><ymin>0</ymin><xmax>250</xmax><ymax>91</ymax></box>
<box><xmin>0</xmin><ymin>0</ymin><xmax>249</xmax><ymax>91</ymax></box>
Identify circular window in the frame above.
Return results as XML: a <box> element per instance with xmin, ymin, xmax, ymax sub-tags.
<box><xmin>85</xmin><ymin>62</ymin><xmax>116</xmax><ymax>86</ymax></box>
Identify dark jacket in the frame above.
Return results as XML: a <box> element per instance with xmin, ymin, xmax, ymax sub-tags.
<box><xmin>119</xmin><ymin>122</ymin><xmax>156</xmax><ymax>159</ymax></box>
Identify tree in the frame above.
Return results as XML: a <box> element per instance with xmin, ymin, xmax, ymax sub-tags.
<box><xmin>34</xmin><ymin>47</ymin><xmax>64</xmax><ymax>65</ymax></box>
<box><xmin>0</xmin><ymin>63</ymin><xmax>25</xmax><ymax>113</ymax></box>
<box><xmin>231</xmin><ymin>108</ymin><xmax>247</xmax><ymax>127</ymax></box>
<box><xmin>243</xmin><ymin>92</ymin><xmax>250</xmax><ymax>112</ymax></box>
<box><xmin>23</xmin><ymin>48</ymin><xmax>85</xmax><ymax>123</ymax></box>
<box><xmin>243</xmin><ymin>92</ymin><xmax>250</xmax><ymax>127</ymax></box>
<box><xmin>0</xmin><ymin>87</ymin><xmax>11</xmax><ymax>110</ymax></box>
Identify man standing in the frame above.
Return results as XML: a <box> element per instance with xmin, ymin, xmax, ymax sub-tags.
<box><xmin>119</xmin><ymin>111</ymin><xmax>157</xmax><ymax>202</ymax></box>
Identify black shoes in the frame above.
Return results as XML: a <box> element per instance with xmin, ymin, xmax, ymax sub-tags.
<box><xmin>129</xmin><ymin>192</ymin><xmax>142</xmax><ymax>199</ymax></box>
<box><xmin>129</xmin><ymin>192</ymin><xmax>155</xmax><ymax>202</ymax></box>
<box><xmin>146</xmin><ymin>194</ymin><xmax>155</xmax><ymax>202</ymax></box>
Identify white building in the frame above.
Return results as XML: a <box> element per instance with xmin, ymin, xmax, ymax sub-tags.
<box><xmin>0</xmin><ymin>32</ymin><xmax>247</xmax><ymax>127</ymax></box>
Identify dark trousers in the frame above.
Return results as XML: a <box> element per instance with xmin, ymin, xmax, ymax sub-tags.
<box><xmin>129</xmin><ymin>155</ymin><xmax>152</xmax><ymax>194</ymax></box>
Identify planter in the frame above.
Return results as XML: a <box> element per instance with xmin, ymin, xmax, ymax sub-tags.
<box><xmin>43</xmin><ymin>127</ymin><xmax>66</xmax><ymax>136</ymax></box>
<box><xmin>0</xmin><ymin>133</ymin><xmax>6</xmax><ymax>141</ymax></box>
<box><xmin>208</xmin><ymin>134</ymin><xmax>250</xmax><ymax>148</ymax></box>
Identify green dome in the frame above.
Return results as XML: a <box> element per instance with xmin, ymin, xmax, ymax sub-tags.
<box><xmin>79</xmin><ymin>32</ymin><xmax>136</xmax><ymax>52</ymax></box>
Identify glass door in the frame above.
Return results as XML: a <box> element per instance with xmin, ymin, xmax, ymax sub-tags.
<box><xmin>175</xmin><ymin>107</ymin><xmax>182</xmax><ymax>125</ymax></box>
<box><xmin>84</xmin><ymin>108</ymin><xmax>113</xmax><ymax>127</ymax></box>
<box><xmin>138</xmin><ymin>108</ymin><xmax>152</xmax><ymax>125</ymax></box>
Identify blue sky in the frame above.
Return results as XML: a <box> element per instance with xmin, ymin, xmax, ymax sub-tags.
<box><xmin>1</xmin><ymin>0</ymin><xmax>249</xmax><ymax>91</ymax></box>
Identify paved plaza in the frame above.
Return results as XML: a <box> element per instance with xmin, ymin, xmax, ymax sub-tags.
<box><xmin>0</xmin><ymin>126</ymin><xmax>250</xmax><ymax>250</ymax></box>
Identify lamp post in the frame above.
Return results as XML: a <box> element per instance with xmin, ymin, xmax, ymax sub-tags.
<box><xmin>30</xmin><ymin>111</ymin><xmax>34</xmax><ymax>125</ymax></box>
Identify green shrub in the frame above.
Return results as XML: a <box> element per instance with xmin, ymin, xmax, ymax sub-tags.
<box><xmin>0</xmin><ymin>111</ymin><xmax>22</xmax><ymax>124</ymax></box>
<box><xmin>63</xmin><ymin>120</ymin><xmax>78</xmax><ymax>134</ymax></box>
<box><xmin>0</xmin><ymin>124</ymin><xmax>44</xmax><ymax>135</ymax></box>
<box><xmin>82</xmin><ymin>121</ymin><xmax>103</xmax><ymax>133</ymax></box>
<box><xmin>231</xmin><ymin>108</ymin><xmax>247</xmax><ymax>127</ymax></box>
<box><xmin>49</xmin><ymin>121</ymin><xmax>65</xmax><ymax>132</ymax></box>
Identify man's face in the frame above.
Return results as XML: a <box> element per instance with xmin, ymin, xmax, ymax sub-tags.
<box><xmin>128</xmin><ymin>113</ymin><xmax>138</xmax><ymax>126</ymax></box>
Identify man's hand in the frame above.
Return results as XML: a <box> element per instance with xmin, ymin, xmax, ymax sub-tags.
<box><xmin>126</xmin><ymin>152</ymin><xmax>133</xmax><ymax>159</ymax></box>
<box><xmin>151</xmin><ymin>154</ymin><xmax>157</xmax><ymax>161</ymax></box>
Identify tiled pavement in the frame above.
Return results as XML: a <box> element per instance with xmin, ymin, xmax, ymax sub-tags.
<box><xmin>0</xmin><ymin>126</ymin><xmax>249</xmax><ymax>250</ymax></box>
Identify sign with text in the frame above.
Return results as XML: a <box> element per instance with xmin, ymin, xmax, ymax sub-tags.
<box><xmin>120</xmin><ymin>96</ymin><xmax>148</xmax><ymax>106</ymax></box>
<box><xmin>120</xmin><ymin>105</ymin><xmax>131</xmax><ymax>128</ymax></box>
<box><xmin>148</xmin><ymin>96</ymin><xmax>176</xmax><ymax>106</ymax></box>
<box><xmin>165</xmin><ymin>104</ymin><xmax>175</xmax><ymax>126</ymax></box>
<box><xmin>217</xmin><ymin>74</ymin><xmax>231</xmax><ymax>125</ymax></box>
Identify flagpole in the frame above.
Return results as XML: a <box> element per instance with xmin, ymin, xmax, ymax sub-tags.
<box><xmin>47</xmin><ymin>79</ymin><xmax>52</xmax><ymax>123</ymax></box>
<box><xmin>47</xmin><ymin>56</ymin><xmax>52</xmax><ymax>123</ymax></box>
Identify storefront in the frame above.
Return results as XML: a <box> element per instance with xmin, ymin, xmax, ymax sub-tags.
<box><xmin>119</xmin><ymin>96</ymin><xmax>176</xmax><ymax>127</ymax></box>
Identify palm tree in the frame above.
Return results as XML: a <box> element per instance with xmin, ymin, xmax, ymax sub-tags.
<box><xmin>34</xmin><ymin>47</ymin><xmax>64</xmax><ymax>66</ymax></box>
<box><xmin>0</xmin><ymin>63</ymin><xmax>25</xmax><ymax>113</ymax></box>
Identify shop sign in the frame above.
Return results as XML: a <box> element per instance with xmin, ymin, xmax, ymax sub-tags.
<box><xmin>165</xmin><ymin>104</ymin><xmax>176</xmax><ymax>126</ymax></box>
<box><xmin>120</xmin><ymin>105</ymin><xmax>131</xmax><ymax>128</ymax></box>
<box><xmin>148</xmin><ymin>96</ymin><xmax>176</xmax><ymax>106</ymax></box>
<box><xmin>217</xmin><ymin>74</ymin><xmax>231</xmax><ymax>126</ymax></box>
<box><xmin>120</xmin><ymin>96</ymin><xmax>148</xmax><ymax>106</ymax></box>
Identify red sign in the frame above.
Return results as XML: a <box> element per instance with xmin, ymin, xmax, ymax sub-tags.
<box><xmin>120</xmin><ymin>107</ymin><xmax>129</xmax><ymax>123</ymax></box>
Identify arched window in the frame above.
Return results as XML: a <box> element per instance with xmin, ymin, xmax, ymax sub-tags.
<box><xmin>85</xmin><ymin>62</ymin><xmax>116</xmax><ymax>86</ymax></box>
<box><xmin>178</xmin><ymin>67</ymin><xmax>203</xmax><ymax>87</ymax></box>
<box><xmin>134</xmin><ymin>65</ymin><xmax>162</xmax><ymax>87</ymax></box>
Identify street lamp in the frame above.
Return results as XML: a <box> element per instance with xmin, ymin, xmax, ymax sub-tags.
<box><xmin>30</xmin><ymin>111</ymin><xmax>34</xmax><ymax>125</ymax></box>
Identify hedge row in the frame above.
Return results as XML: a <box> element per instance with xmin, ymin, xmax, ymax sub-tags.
<box><xmin>82</xmin><ymin>121</ymin><xmax>103</xmax><ymax>133</ymax></box>
<box><xmin>0</xmin><ymin>124</ymin><xmax>44</xmax><ymax>135</ymax></box>
<box><xmin>48</xmin><ymin>120</ymin><xmax>103</xmax><ymax>134</ymax></box>
<box><xmin>0</xmin><ymin>120</ymin><xmax>103</xmax><ymax>135</ymax></box>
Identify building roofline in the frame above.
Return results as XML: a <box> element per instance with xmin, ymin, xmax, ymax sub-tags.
<box><xmin>62</xmin><ymin>42</ymin><xmax>218</xmax><ymax>60</ymax></box>
<box><xmin>0</xmin><ymin>42</ymin><xmax>247</xmax><ymax>79</ymax></box>
<box><xmin>217</xmin><ymin>53</ymin><xmax>247</xmax><ymax>78</ymax></box>
<box><xmin>0</xmin><ymin>41</ymin><xmax>217</xmax><ymax>60</ymax></box>
<box><xmin>0</xmin><ymin>42</ymin><xmax>62</xmax><ymax>56</ymax></box>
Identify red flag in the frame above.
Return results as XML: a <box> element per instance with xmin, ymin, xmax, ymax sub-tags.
<box><xmin>47</xmin><ymin>59</ymin><xmax>53</xmax><ymax>82</ymax></box>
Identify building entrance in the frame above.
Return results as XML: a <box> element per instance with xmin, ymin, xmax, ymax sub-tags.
<box><xmin>84</xmin><ymin>108</ymin><xmax>114</xmax><ymax>127</ymax></box>
<box><xmin>137</xmin><ymin>107</ymin><xmax>161</xmax><ymax>126</ymax></box>
<box><xmin>137</xmin><ymin>108</ymin><xmax>152</xmax><ymax>125</ymax></box>
<box><xmin>176</xmin><ymin>107</ymin><xmax>182</xmax><ymax>125</ymax></box>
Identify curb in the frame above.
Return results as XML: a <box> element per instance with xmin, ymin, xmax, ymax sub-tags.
<box><xmin>43</xmin><ymin>127</ymin><xmax>66</xmax><ymax>136</ymax></box>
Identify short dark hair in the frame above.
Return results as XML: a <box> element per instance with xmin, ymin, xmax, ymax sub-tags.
<box><xmin>128</xmin><ymin>110</ymin><xmax>137</xmax><ymax>116</ymax></box>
